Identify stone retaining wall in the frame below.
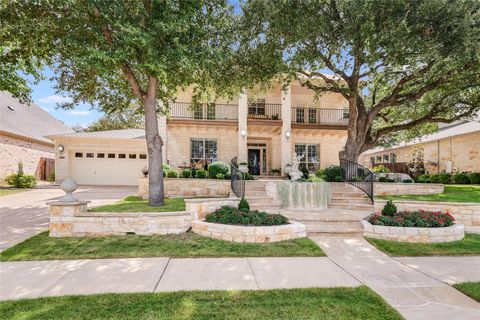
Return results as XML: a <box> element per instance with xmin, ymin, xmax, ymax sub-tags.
<box><xmin>362</xmin><ymin>220</ymin><xmax>464</xmax><ymax>243</ymax></box>
<box><xmin>374</xmin><ymin>183</ymin><xmax>444</xmax><ymax>196</ymax></box>
<box><xmin>185</xmin><ymin>197</ymin><xmax>240</xmax><ymax>220</ymax></box>
<box><xmin>374</xmin><ymin>200</ymin><xmax>480</xmax><ymax>232</ymax></box>
<box><xmin>48</xmin><ymin>200</ymin><xmax>193</xmax><ymax>237</ymax></box>
<box><xmin>192</xmin><ymin>220</ymin><xmax>306</xmax><ymax>243</ymax></box>
<box><xmin>138</xmin><ymin>177</ymin><xmax>230</xmax><ymax>199</ymax></box>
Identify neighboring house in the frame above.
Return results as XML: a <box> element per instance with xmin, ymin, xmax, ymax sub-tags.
<box><xmin>0</xmin><ymin>91</ymin><xmax>74</xmax><ymax>182</ymax></box>
<box><xmin>359</xmin><ymin>121</ymin><xmax>480</xmax><ymax>174</ymax></box>
<box><xmin>48</xmin><ymin>79</ymin><xmax>349</xmax><ymax>185</ymax></box>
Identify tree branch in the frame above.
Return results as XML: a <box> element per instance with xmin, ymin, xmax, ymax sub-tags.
<box><xmin>297</xmin><ymin>70</ymin><xmax>350</xmax><ymax>99</ymax></box>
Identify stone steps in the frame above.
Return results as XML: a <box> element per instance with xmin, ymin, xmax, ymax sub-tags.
<box><xmin>305</xmin><ymin>225</ymin><xmax>364</xmax><ymax>237</ymax></box>
<box><xmin>328</xmin><ymin>203</ymin><xmax>374</xmax><ymax>211</ymax></box>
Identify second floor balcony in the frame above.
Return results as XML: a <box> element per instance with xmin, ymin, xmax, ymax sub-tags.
<box><xmin>291</xmin><ymin>107</ymin><xmax>349</xmax><ymax>125</ymax></box>
<box><xmin>168</xmin><ymin>102</ymin><xmax>238</xmax><ymax>121</ymax></box>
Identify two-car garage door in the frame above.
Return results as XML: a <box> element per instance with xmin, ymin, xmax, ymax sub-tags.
<box><xmin>70</xmin><ymin>152</ymin><xmax>148</xmax><ymax>185</ymax></box>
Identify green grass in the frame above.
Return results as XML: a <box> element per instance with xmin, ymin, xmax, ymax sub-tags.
<box><xmin>89</xmin><ymin>196</ymin><xmax>186</xmax><ymax>212</ymax></box>
<box><xmin>453</xmin><ymin>282</ymin><xmax>480</xmax><ymax>302</ymax></box>
<box><xmin>0</xmin><ymin>286</ymin><xmax>402</xmax><ymax>320</ymax></box>
<box><xmin>366</xmin><ymin>233</ymin><xmax>480</xmax><ymax>256</ymax></box>
<box><xmin>376</xmin><ymin>185</ymin><xmax>480</xmax><ymax>203</ymax></box>
<box><xmin>0</xmin><ymin>188</ymin><xmax>29</xmax><ymax>196</ymax></box>
<box><xmin>0</xmin><ymin>231</ymin><xmax>324</xmax><ymax>261</ymax></box>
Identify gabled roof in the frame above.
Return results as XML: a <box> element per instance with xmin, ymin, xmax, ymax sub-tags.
<box><xmin>46</xmin><ymin>128</ymin><xmax>146</xmax><ymax>140</ymax></box>
<box><xmin>364</xmin><ymin>120</ymin><xmax>480</xmax><ymax>154</ymax></box>
<box><xmin>0</xmin><ymin>91</ymin><xmax>74</xmax><ymax>143</ymax></box>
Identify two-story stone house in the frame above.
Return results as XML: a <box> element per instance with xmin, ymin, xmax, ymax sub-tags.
<box><xmin>48</xmin><ymin>79</ymin><xmax>349</xmax><ymax>185</ymax></box>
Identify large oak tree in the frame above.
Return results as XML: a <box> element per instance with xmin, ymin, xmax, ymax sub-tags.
<box><xmin>1</xmin><ymin>0</ymin><xmax>237</xmax><ymax>205</ymax></box>
<box><xmin>241</xmin><ymin>0</ymin><xmax>480</xmax><ymax>163</ymax></box>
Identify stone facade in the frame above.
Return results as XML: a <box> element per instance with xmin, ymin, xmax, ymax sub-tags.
<box><xmin>374</xmin><ymin>200</ymin><xmax>480</xmax><ymax>233</ymax></box>
<box><xmin>362</xmin><ymin>220</ymin><xmax>464</xmax><ymax>243</ymax></box>
<box><xmin>48</xmin><ymin>200</ymin><xmax>193</xmax><ymax>237</ymax></box>
<box><xmin>374</xmin><ymin>183</ymin><xmax>444</xmax><ymax>196</ymax></box>
<box><xmin>138</xmin><ymin>177</ymin><xmax>231</xmax><ymax>199</ymax></box>
<box><xmin>0</xmin><ymin>133</ymin><xmax>54</xmax><ymax>181</ymax></box>
<box><xmin>185</xmin><ymin>197</ymin><xmax>241</xmax><ymax>220</ymax></box>
<box><xmin>192</xmin><ymin>220</ymin><xmax>306</xmax><ymax>243</ymax></box>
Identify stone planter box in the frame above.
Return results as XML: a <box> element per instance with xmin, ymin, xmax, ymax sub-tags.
<box><xmin>374</xmin><ymin>183</ymin><xmax>444</xmax><ymax>196</ymax></box>
<box><xmin>192</xmin><ymin>220</ymin><xmax>306</xmax><ymax>243</ymax></box>
<box><xmin>185</xmin><ymin>197</ymin><xmax>240</xmax><ymax>220</ymax></box>
<box><xmin>362</xmin><ymin>220</ymin><xmax>464</xmax><ymax>243</ymax></box>
<box><xmin>139</xmin><ymin>177</ymin><xmax>230</xmax><ymax>199</ymax></box>
<box><xmin>374</xmin><ymin>200</ymin><xmax>480</xmax><ymax>233</ymax></box>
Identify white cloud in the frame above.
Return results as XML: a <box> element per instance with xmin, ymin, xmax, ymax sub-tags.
<box><xmin>68</xmin><ymin>110</ymin><xmax>90</xmax><ymax>116</ymax></box>
<box><xmin>37</xmin><ymin>95</ymin><xmax>73</xmax><ymax>104</ymax></box>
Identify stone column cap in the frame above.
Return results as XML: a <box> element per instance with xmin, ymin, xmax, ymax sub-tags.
<box><xmin>46</xmin><ymin>200</ymin><xmax>91</xmax><ymax>206</ymax></box>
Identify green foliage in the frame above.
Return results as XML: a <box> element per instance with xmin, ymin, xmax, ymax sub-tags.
<box><xmin>452</xmin><ymin>173</ymin><xmax>470</xmax><ymax>184</ymax></box>
<box><xmin>238</xmin><ymin>198</ymin><xmax>250</xmax><ymax>212</ymax></box>
<box><xmin>224</xmin><ymin>172</ymin><xmax>231</xmax><ymax>179</ymax></box>
<box><xmin>244</xmin><ymin>172</ymin><xmax>254</xmax><ymax>180</ymax></box>
<box><xmin>372</xmin><ymin>165</ymin><xmax>390</xmax><ymax>173</ymax></box>
<box><xmin>205</xmin><ymin>206</ymin><xmax>288</xmax><ymax>226</ymax></box>
<box><xmin>86</xmin><ymin>109</ymin><xmax>144</xmax><ymax>132</ymax></box>
<box><xmin>368</xmin><ymin>210</ymin><xmax>455</xmax><ymax>228</ymax></box>
<box><xmin>402</xmin><ymin>179</ymin><xmax>414</xmax><ymax>183</ymax></box>
<box><xmin>215</xmin><ymin>173</ymin><xmax>225</xmax><ymax>180</ymax></box>
<box><xmin>300</xmin><ymin>166</ymin><xmax>309</xmax><ymax>179</ymax></box>
<box><xmin>208</xmin><ymin>161</ymin><xmax>229</xmax><ymax>178</ymax></box>
<box><xmin>315</xmin><ymin>169</ymin><xmax>325</xmax><ymax>178</ymax></box>
<box><xmin>381</xmin><ymin>200</ymin><xmax>397</xmax><ymax>217</ymax></box>
<box><xmin>195</xmin><ymin>169</ymin><xmax>207</xmax><ymax>179</ymax></box>
<box><xmin>378</xmin><ymin>177</ymin><xmax>388</xmax><ymax>182</ymax></box>
<box><xmin>307</xmin><ymin>174</ymin><xmax>324</xmax><ymax>182</ymax></box>
<box><xmin>416</xmin><ymin>174</ymin><xmax>431</xmax><ymax>183</ymax></box>
<box><xmin>469</xmin><ymin>172</ymin><xmax>480</xmax><ymax>184</ymax></box>
<box><xmin>124</xmin><ymin>196</ymin><xmax>141</xmax><ymax>202</ymax></box>
<box><xmin>5</xmin><ymin>162</ymin><xmax>36</xmax><ymax>188</ymax></box>
<box><xmin>324</xmin><ymin>165</ymin><xmax>344</xmax><ymax>182</ymax></box>
<box><xmin>438</xmin><ymin>173</ymin><xmax>452</xmax><ymax>184</ymax></box>
<box><xmin>47</xmin><ymin>170</ymin><xmax>55</xmax><ymax>183</ymax></box>
<box><xmin>162</xmin><ymin>164</ymin><xmax>172</xmax><ymax>174</ymax></box>
<box><xmin>166</xmin><ymin>170</ymin><xmax>179</xmax><ymax>178</ymax></box>
<box><xmin>180</xmin><ymin>169</ymin><xmax>192</xmax><ymax>178</ymax></box>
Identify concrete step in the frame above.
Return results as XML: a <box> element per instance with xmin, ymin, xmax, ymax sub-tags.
<box><xmin>245</xmin><ymin>197</ymin><xmax>275</xmax><ymax>205</ymax></box>
<box><xmin>300</xmin><ymin>220</ymin><xmax>362</xmax><ymax>229</ymax></box>
<box><xmin>250</xmin><ymin>204</ymin><xmax>282</xmax><ymax>211</ymax></box>
<box><xmin>331</xmin><ymin>192</ymin><xmax>368</xmax><ymax>198</ymax></box>
<box><xmin>328</xmin><ymin>203</ymin><xmax>374</xmax><ymax>211</ymax></box>
<box><xmin>330</xmin><ymin>198</ymin><xmax>372</xmax><ymax>204</ymax></box>
<box><xmin>305</xmin><ymin>225</ymin><xmax>364</xmax><ymax>237</ymax></box>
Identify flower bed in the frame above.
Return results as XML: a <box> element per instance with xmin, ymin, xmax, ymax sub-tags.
<box><xmin>205</xmin><ymin>206</ymin><xmax>289</xmax><ymax>226</ymax></box>
<box><xmin>367</xmin><ymin>210</ymin><xmax>455</xmax><ymax>228</ymax></box>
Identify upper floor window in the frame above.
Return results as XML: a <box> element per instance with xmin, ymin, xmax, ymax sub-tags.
<box><xmin>296</xmin><ymin>108</ymin><xmax>305</xmax><ymax>123</ymax></box>
<box><xmin>308</xmin><ymin>109</ymin><xmax>317</xmax><ymax>124</ymax></box>
<box><xmin>248</xmin><ymin>99</ymin><xmax>266</xmax><ymax>116</ymax></box>
<box><xmin>383</xmin><ymin>154</ymin><xmax>389</xmax><ymax>162</ymax></box>
<box><xmin>390</xmin><ymin>153</ymin><xmax>397</xmax><ymax>163</ymax></box>
<box><xmin>376</xmin><ymin>155</ymin><xmax>382</xmax><ymax>163</ymax></box>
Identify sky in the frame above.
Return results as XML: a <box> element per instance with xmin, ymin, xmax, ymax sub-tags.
<box><xmin>31</xmin><ymin>68</ymin><xmax>103</xmax><ymax>128</ymax></box>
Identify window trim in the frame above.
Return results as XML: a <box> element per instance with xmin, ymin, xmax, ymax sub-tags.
<box><xmin>190</xmin><ymin>138</ymin><xmax>218</xmax><ymax>163</ymax></box>
<box><xmin>294</xmin><ymin>143</ymin><xmax>320</xmax><ymax>172</ymax></box>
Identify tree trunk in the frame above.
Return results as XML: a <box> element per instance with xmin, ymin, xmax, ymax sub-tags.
<box><xmin>339</xmin><ymin>99</ymin><xmax>370</xmax><ymax>164</ymax></box>
<box><xmin>143</xmin><ymin>97</ymin><xmax>164</xmax><ymax>206</ymax></box>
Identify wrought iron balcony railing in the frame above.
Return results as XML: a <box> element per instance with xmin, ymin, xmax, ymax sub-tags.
<box><xmin>168</xmin><ymin>102</ymin><xmax>238</xmax><ymax>120</ymax></box>
<box><xmin>291</xmin><ymin>108</ymin><xmax>349</xmax><ymax>125</ymax></box>
<box><xmin>248</xmin><ymin>103</ymin><xmax>282</xmax><ymax>120</ymax></box>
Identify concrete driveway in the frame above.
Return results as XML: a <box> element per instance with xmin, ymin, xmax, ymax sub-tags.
<box><xmin>0</xmin><ymin>185</ymin><xmax>136</xmax><ymax>251</ymax></box>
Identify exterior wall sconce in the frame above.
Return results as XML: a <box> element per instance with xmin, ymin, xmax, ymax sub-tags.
<box><xmin>285</xmin><ymin>130</ymin><xmax>291</xmax><ymax>140</ymax></box>
<box><xmin>57</xmin><ymin>144</ymin><xmax>65</xmax><ymax>153</ymax></box>
<box><xmin>240</xmin><ymin>128</ymin><xmax>247</xmax><ymax>138</ymax></box>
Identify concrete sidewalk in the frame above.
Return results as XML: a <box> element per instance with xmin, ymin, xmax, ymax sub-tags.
<box><xmin>312</xmin><ymin>237</ymin><xmax>480</xmax><ymax>320</ymax></box>
<box><xmin>0</xmin><ymin>257</ymin><xmax>360</xmax><ymax>300</ymax></box>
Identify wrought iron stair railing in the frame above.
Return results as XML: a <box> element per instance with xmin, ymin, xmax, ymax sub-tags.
<box><xmin>230</xmin><ymin>157</ymin><xmax>245</xmax><ymax>198</ymax></box>
<box><xmin>340</xmin><ymin>158</ymin><xmax>374</xmax><ymax>204</ymax></box>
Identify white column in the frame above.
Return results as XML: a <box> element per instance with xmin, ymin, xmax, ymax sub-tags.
<box><xmin>238</xmin><ymin>92</ymin><xmax>248</xmax><ymax>163</ymax></box>
<box><xmin>280</xmin><ymin>84</ymin><xmax>292</xmax><ymax>175</ymax></box>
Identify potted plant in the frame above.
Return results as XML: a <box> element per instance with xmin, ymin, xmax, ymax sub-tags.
<box><xmin>270</xmin><ymin>168</ymin><xmax>281</xmax><ymax>176</ymax></box>
<box><xmin>238</xmin><ymin>162</ymin><xmax>249</xmax><ymax>173</ymax></box>
<box><xmin>142</xmin><ymin>166</ymin><xmax>149</xmax><ymax>177</ymax></box>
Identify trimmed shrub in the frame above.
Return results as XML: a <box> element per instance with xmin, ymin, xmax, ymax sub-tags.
<box><xmin>224</xmin><ymin>172</ymin><xmax>231</xmax><ymax>179</ymax></box>
<box><xmin>5</xmin><ymin>162</ymin><xmax>36</xmax><ymax>188</ymax></box>
<box><xmin>166</xmin><ymin>170</ymin><xmax>179</xmax><ymax>178</ymax></box>
<box><xmin>191</xmin><ymin>168</ymin><xmax>196</xmax><ymax>178</ymax></box>
<box><xmin>216</xmin><ymin>173</ymin><xmax>225</xmax><ymax>179</ymax></box>
<box><xmin>325</xmin><ymin>165</ymin><xmax>344</xmax><ymax>182</ymax></box>
<box><xmin>382</xmin><ymin>200</ymin><xmax>397</xmax><ymax>217</ymax></box>
<box><xmin>416</xmin><ymin>174</ymin><xmax>431</xmax><ymax>183</ymax></box>
<box><xmin>429</xmin><ymin>174</ymin><xmax>440</xmax><ymax>183</ymax></box>
<box><xmin>438</xmin><ymin>173</ymin><xmax>452</xmax><ymax>184</ymax></box>
<box><xmin>372</xmin><ymin>165</ymin><xmax>390</xmax><ymax>173</ymax></box>
<box><xmin>205</xmin><ymin>206</ymin><xmax>288</xmax><ymax>226</ymax></box>
<box><xmin>386</xmin><ymin>178</ymin><xmax>395</xmax><ymax>182</ymax></box>
<box><xmin>301</xmin><ymin>166</ymin><xmax>310</xmax><ymax>179</ymax></box>
<box><xmin>378</xmin><ymin>177</ymin><xmax>388</xmax><ymax>182</ymax></box>
<box><xmin>47</xmin><ymin>170</ymin><xmax>55</xmax><ymax>183</ymax></box>
<box><xmin>452</xmin><ymin>173</ymin><xmax>470</xmax><ymax>184</ymax></box>
<box><xmin>208</xmin><ymin>161</ymin><xmax>229</xmax><ymax>178</ymax></box>
<box><xmin>162</xmin><ymin>163</ymin><xmax>172</xmax><ymax>173</ymax></box>
<box><xmin>244</xmin><ymin>172</ymin><xmax>254</xmax><ymax>180</ymax></box>
<box><xmin>238</xmin><ymin>198</ymin><xmax>250</xmax><ymax>212</ymax></box>
<box><xmin>368</xmin><ymin>210</ymin><xmax>455</xmax><ymax>228</ymax></box>
<box><xmin>180</xmin><ymin>169</ymin><xmax>192</xmax><ymax>178</ymax></box>
<box><xmin>195</xmin><ymin>169</ymin><xmax>207</xmax><ymax>178</ymax></box>
<box><xmin>468</xmin><ymin>172</ymin><xmax>480</xmax><ymax>184</ymax></box>
<box><xmin>402</xmin><ymin>179</ymin><xmax>414</xmax><ymax>183</ymax></box>
<box><xmin>315</xmin><ymin>169</ymin><xmax>325</xmax><ymax>178</ymax></box>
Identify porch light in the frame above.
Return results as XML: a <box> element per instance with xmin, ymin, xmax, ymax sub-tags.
<box><xmin>240</xmin><ymin>128</ymin><xmax>247</xmax><ymax>138</ymax></box>
<box><xmin>58</xmin><ymin>144</ymin><xmax>65</xmax><ymax>153</ymax></box>
<box><xmin>285</xmin><ymin>131</ymin><xmax>291</xmax><ymax>140</ymax></box>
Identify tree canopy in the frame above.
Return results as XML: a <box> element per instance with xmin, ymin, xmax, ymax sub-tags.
<box><xmin>241</xmin><ymin>0</ymin><xmax>480</xmax><ymax>160</ymax></box>
<box><xmin>86</xmin><ymin>109</ymin><xmax>144</xmax><ymax>132</ymax></box>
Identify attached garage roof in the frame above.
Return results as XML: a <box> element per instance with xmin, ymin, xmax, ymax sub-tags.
<box><xmin>46</xmin><ymin>128</ymin><xmax>146</xmax><ymax>140</ymax></box>
<box><xmin>0</xmin><ymin>91</ymin><xmax>74</xmax><ymax>143</ymax></box>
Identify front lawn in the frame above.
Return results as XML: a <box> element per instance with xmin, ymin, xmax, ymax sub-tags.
<box><xmin>453</xmin><ymin>282</ymin><xmax>480</xmax><ymax>302</ymax></box>
<box><xmin>376</xmin><ymin>185</ymin><xmax>480</xmax><ymax>203</ymax></box>
<box><xmin>0</xmin><ymin>286</ymin><xmax>402</xmax><ymax>320</ymax></box>
<box><xmin>0</xmin><ymin>188</ymin><xmax>29</xmax><ymax>196</ymax></box>
<box><xmin>0</xmin><ymin>231</ymin><xmax>324</xmax><ymax>261</ymax></box>
<box><xmin>89</xmin><ymin>196</ymin><xmax>185</xmax><ymax>212</ymax></box>
<box><xmin>366</xmin><ymin>233</ymin><xmax>480</xmax><ymax>256</ymax></box>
